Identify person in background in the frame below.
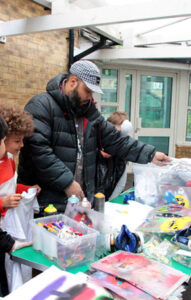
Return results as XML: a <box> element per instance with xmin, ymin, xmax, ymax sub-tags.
<box><xmin>0</xmin><ymin>115</ymin><xmax>31</xmax><ymax>297</ymax></box>
<box><xmin>18</xmin><ymin>60</ymin><xmax>169</xmax><ymax>214</ymax></box>
<box><xmin>96</xmin><ymin>111</ymin><xmax>133</xmax><ymax>200</ymax></box>
<box><xmin>107</xmin><ymin>111</ymin><xmax>132</xmax><ymax>200</ymax></box>
<box><xmin>108</xmin><ymin>111</ymin><xmax>132</xmax><ymax>136</ymax></box>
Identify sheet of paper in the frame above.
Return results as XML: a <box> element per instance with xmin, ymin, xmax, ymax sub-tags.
<box><xmin>104</xmin><ymin>201</ymin><xmax>153</xmax><ymax>232</ymax></box>
<box><xmin>5</xmin><ymin>265</ymin><xmax>112</xmax><ymax>300</ymax></box>
<box><xmin>91</xmin><ymin>251</ymin><xmax>189</xmax><ymax>300</ymax></box>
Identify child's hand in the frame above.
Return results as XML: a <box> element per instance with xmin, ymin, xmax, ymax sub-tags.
<box><xmin>30</xmin><ymin>184</ymin><xmax>41</xmax><ymax>195</ymax></box>
<box><xmin>10</xmin><ymin>240</ymin><xmax>32</xmax><ymax>253</ymax></box>
<box><xmin>2</xmin><ymin>194</ymin><xmax>22</xmax><ymax>208</ymax></box>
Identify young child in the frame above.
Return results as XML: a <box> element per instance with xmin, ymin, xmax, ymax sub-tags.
<box><xmin>107</xmin><ymin>111</ymin><xmax>132</xmax><ymax>137</ymax></box>
<box><xmin>0</xmin><ymin>115</ymin><xmax>31</xmax><ymax>297</ymax></box>
<box><xmin>96</xmin><ymin>111</ymin><xmax>132</xmax><ymax>201</ymax></box>
<box><xmin>0</xmin><ymin>104</ymin><xmax>41</xmax><ymax>294</ymax></box>
<box><xmin>0</xmin><ymin>104</ymin><xmax>41</xmax><ymax>202</ymax></box>
<box><xmin>107</xmin><ymin>111</ymin><xmax>132</xmax><ymax>200</ymax></box>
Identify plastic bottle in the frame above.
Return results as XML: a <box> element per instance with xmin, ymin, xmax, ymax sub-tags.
<box><xmin>44</xmin><ymin>204</ymin><xmax>57</xmax><ymax>216</ymax></box>
<box><xmin>80</xmin><ymin>197</ymin><xmax>91</xmax><ymax>209</ymax></box>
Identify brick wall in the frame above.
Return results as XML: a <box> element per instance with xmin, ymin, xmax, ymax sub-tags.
<box><xmin>0</xmin><ymin>0</ymin><xmax>75</xmax><ymax>108</ymax></box>
<box><xmin>175</xmin><ymin>145</ymin><xmax>191</xmax><ymax>158</ymax></box>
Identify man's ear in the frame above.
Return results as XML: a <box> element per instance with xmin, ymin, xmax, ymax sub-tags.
<box><xmin>68</xmin><ymin>75</ymin><xmax>78</xmax><ymax>89</ymax></box>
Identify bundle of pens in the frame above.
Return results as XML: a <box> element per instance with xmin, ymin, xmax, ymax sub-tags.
<box><xmin>37</xmin><ymin>221</ymin><xmax>83</xmax><ymax>239</ymax></box>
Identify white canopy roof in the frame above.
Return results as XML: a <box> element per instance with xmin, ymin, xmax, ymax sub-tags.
<box><xmin>1</xmin><ymin>0</ymin><xmax>191</xmax><ymax>61</ymax></box>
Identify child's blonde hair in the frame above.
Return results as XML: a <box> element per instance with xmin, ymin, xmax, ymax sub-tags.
<box><xmin>0</xmin><ymin>104</ymin><xmax>34</xmax><ymax>137</ymax></box>
<box><xmin>107</xmin><ymin>111</ymin><xmax>129</xmax><ymax>126</ymax></box>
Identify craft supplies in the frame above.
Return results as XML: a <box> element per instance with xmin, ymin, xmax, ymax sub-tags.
<box><xmin>74</xmin><ymin>212</ymin><xmax>93</xmax><ymax>227</ymax></box>
<box><xmin>143</xmin><ymin>235</ymin><xmax>177</xmax><ymax>266</ymax></box>
<box><xmin>114</xmin><ymin>225</ymin><xmax>142</xmax><ymax>253</ymax></box>
<box><xmin>80</xmin><ymin>197</ymin><xmax>91</xmax><ymax>209</ymax></box>
<box><xmin>173</xmin><ymin>249</ymin><xmax>191</xmax><ymax>268</ymax></box>
<box><xmin>32</xmin><ymin>214</ymin><xmax>98</xmax><ymax>269</ymax></box>
<box><xmin>171</xmin><ymin>226</ymin><xmax>191</xmax><ymax>250</ymax></box>
<box><xmin>94</xmin><ymin>193</ymin><xmax>105</xmax><ymax>212</ymax></box>
<box><xmin>123</xmin><ymin>190</ymin><xmax>135</xmax><ymax>204</ymax></box>
<box><xmin>67</xmin><ymin>195</ymin><xmax>80</xmax><ymax>205</ymax></box>
<box><xmin>138</xmin><ymin>214</ymin><xmax>191</xmax><ymax>233</ymax></box>
<box><xmin>91</xmin><ymin>271</ymin><xmax>154</xmax><ymax>300</ymax></box>
<box><xmin>132</xmin><ymin>159</ymin><xmax>191</xmax><ymax>208</ymax></box>
<box><xmin>37</xmin><ymin>220</ymin><xmax>83</xmax><ymax>239</ymax></box>
<box><xmin>44</xmin><ymin>204</ymin><xmax>57</xmax><ymax>216</ymax></box>
<box><xmin>91</xmin><ymin>251</ymin><xmax>188</xmax><ymax>300</ymax></box>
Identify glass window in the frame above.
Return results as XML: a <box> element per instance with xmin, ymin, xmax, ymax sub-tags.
<box><xmin>186</xmin><ymin>109</ymin><xmax>191</xmax><ymax>141</ymax></box>
<box><xmin>101</xmin><ymin>106</ymin><xmax>117</xmax><ymax>120</ymax></box>
<box><xmin>101</xmin><ymin>69</ymin><xmax>118</xmax><ymax>103</ymax></box>
<box><xmin>138</xmin><ymin>136</ymin><xmax>169</xmax><ymax>155</ymax></box>
<box><xmin>188</xmin><ymin>75</ymin><xmax>191</xmax><ymax>106</ymax></box>
<box><xmin>125</xmin><ymin>74</ymin><xmax>132</xmax><ymax>119</ymax></box>
<box><xmin>140</xmin><ymin>75</ymin><xmax>172</xmax><ymax>128</ymax></box>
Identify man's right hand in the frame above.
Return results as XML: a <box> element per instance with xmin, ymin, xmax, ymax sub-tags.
<box><xmin>2</xmin><ymin>194</ymin><xmax>22</xmax><ymax>208</ymax></box>
<box><xmin>64</xmin><ymin>181</ymin><xmax>85</xmax><ymax>201</ymax></box>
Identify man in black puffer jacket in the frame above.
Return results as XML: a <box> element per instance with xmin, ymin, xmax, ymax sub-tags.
<box><xmin>18</xmin><ymin>60</ymin><xmax>169</xmax><ymax>213</ymax></box>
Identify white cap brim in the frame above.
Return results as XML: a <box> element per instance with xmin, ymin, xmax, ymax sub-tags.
<box><xmin>84</xmin><ymin>81</ymin><xmax>103</xmax><ymax>94</ymax></box>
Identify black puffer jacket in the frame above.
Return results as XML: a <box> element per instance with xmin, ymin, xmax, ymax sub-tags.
<box><xmin>18</xmin><ymin>73</ymin><xmax>156</xmax><ymax>211</ymax></box>
<box><xmin>0</xmin><ymin>228</ymin><xmax>14</xmax><ymax>253</ymax></box>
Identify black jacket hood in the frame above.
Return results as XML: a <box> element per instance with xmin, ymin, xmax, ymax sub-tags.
<box><xmin>46</xmin><ymin>73</ymin><xmax>70</xmax><ymax>114</ymax></box>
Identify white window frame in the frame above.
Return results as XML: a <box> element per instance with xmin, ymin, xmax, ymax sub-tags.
<box><xmin>94</xmin><ymin>61</ymin><xmax>191</xmax><ymax>156</ymax></box>
<box><xmin>175</xmin><ymin>71</ymin><xmax>191</xmax><ymax>146</ymax></box>
<box><xmin>185</xmin><ymin>73</ymin><xmax>191</xmax><ymax>143</ymax></box>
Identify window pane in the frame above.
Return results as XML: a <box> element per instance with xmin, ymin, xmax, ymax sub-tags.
<box><xmin>186</xmin><ymin>109</ymin><xmax>191</xmax><ymax>141</ymax></box>
<box><xmin>138</xmin><ymin>136</ymin><xmax>169</xmax><ymax>155</ymax></box>
<box><xmin>188</xmin><ymin>75</ymin><xmax>191</xmax><ymax>106</ymax></box>
<box><xmin>140</xmin><ymin>75</ymin><xmax>172</xmax><ymax>128</ymax></box>
<box><xmin>101</xmin><ymin>69</ymin><xmax>118</xmax><ymax>103</ymax></box>
<box><xmin>101</xmin><ymin>106</ymin><xmax>117</xmax><ymax>120</ymax></box>
<box><xmin>125</xmin><ymin>74</ymin><xmax>132</xmax><ymax>119</ymax></box>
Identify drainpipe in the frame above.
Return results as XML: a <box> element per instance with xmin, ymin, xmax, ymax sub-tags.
<box><xmin>68</xmin><ymin>29</ymin><xmax>74</xmax><ymax>70</ymax></box>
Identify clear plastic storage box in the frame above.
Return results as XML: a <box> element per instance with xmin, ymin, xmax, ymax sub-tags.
<box><xmin>31</xmin><ymin>214</ymin><xmax>99</xmax><ymax>269</ymax></box>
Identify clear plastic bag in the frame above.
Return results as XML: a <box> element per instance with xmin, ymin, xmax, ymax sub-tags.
<box><xmin>143</xmin><ymin>235</ymin><xmax>178</xmax><ymax>266</ymax></box>
<box><xmin>132</xmin><ymin>158</ymin><xmax>191</xmax><ymax>207</ymax></box>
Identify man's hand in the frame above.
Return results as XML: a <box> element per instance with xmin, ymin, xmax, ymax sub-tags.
<box><xmin>2</xmin><ymin>194</ymin><xmax>22</xmax><ymax>208</ymax></box>
<box><xmin>10</xmin><ymin>240</ymin><xmax>32</xmax><ymax>253</ymax></box>
<box><xmin>30</xmin><ymin>184</ymin><xmax>41</xmax><ymax>195</ymax></box>
<box><xmin>64</xmin><ymin>181</ymin><xmax>85</xmax><ymax>201</ymax></box>
<box><xmin>152</xmin><ymin>151</ymin><xmax>171</xmax><ymax>166</ymax></box>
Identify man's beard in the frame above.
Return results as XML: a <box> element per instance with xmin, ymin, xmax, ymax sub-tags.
<box><xmin>69</xmin><ymin>89</ymin><xmax>90</xmax><ymax>117</ymax></box>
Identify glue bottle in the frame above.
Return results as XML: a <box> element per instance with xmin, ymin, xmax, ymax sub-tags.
<box><xmin>44</xmin><ymin>204</ymin><xmax>57</xmax><ymax>216</ymax></box>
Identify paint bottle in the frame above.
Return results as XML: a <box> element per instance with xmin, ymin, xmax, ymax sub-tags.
<box><xmin>80</xmin><ymin>197</ymin><xmax>91</xmax><ymax>209</ymax></box>
<box><xmin>67</xmin><ymin>195</ymin><xmax>80</xmax><ymax>205</ymax></box>
<box><xmin>44</xmin><ymin>204</ymin><xmax>57</xmax><ymax>216</ymax></box>
<box><xmin>94</xmin><ymin>193</ymin><xmax>105</xmax><ymax>213</ymax></box>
